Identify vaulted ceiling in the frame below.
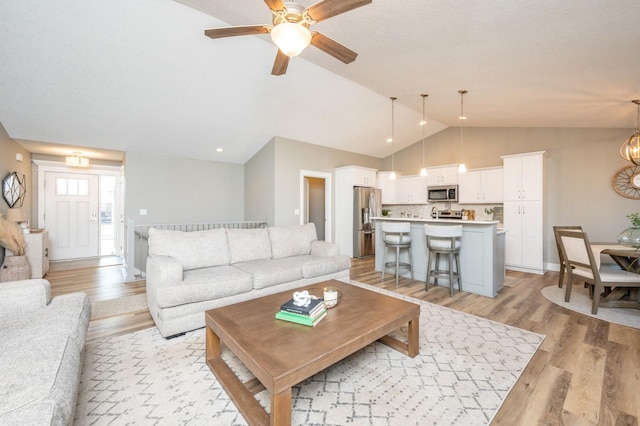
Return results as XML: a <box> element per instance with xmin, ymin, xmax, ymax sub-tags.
<box><xmin>1</xmin><ymin>1</ymin><xmax>639</xmax><ymax>164</ymax></box>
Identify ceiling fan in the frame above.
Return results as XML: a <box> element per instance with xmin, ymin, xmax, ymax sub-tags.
<box><xmin>204</xmin><ymin>0</ymin><xmax>372</xmax><ymax>76</ymax></box>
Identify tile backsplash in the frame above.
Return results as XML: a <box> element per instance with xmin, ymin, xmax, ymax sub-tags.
<box><xmin>381</xmin><ymin>204</ymin><xmax>503</xmax><ymax>222</ymax></box>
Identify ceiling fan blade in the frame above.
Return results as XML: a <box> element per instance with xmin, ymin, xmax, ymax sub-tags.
<box><xmin>264</xmin><ymin>0</ymin><xmax>285</xmax><ymax>11</ymax></box>
<box><xmin>271</xmin><ymin>50</ymin><xmax>290</xmax><ymax>76</ymax></box>
<box><xmin>311</xmin><ymin>32</ymin><xmax>358</xmax><ymax>64</ymax></box>
<box><xmin>204</xmin><ymin>25</ymin><xmax>270</xmax><ymax>39</ymax></box>
<box><xmin>305</xmin><ymin>0</ymin><xmax>372</xmax><ymax>23</ymax></box>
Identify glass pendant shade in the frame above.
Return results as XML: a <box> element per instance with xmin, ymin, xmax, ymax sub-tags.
<box><xmin>626</xmin><ymin>133</ymin><xmax>640</xmax><ymax>165</ymax></box>
<box><xmin>419</xmin><ymin>93</ymin><xmax>428</xmax><ymax>176</ymax></box>
<box><xmin>457</xmin><ymin>90</ymin><xmax>467</xmax><ymax>173</ymax></box>
<box><xmin>621</xmin><ymin>100</ymin><xmax>640</xmax><ymax>164</ymax></box>
<box><xmin>271</xmin><ymin>23</ymin><xmax>312</xmax><ymax>57</ymax></box>
<box><xmin>389</xmin><ymin>97</ymin><xmax>397</xmax><ymax>179</ymax></box>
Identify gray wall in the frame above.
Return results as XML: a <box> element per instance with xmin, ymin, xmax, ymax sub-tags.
<box><xmin>244</xmin><ymin>139</ymin><xmax>276</xmax><ymax>224</ymax></box>
<box><xmin>124</xmin><ymin>151</ymin><xmax>244</xmax><ymax>225</ymax></box>
<box><xmin>268</xmin><ymin>137</ymin><xmax>381</xmax><ymax>231</ymax></box>
<box><xmin>382</xmin><ymin>127</ymin><xmax>640</xmax><ymax>266</ymax></box>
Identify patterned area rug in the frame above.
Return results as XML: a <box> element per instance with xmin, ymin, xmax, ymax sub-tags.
<box><xmin>74</xmin><ymin>282</ymin><xmax>544</xmax><ymax>425</ymax></box>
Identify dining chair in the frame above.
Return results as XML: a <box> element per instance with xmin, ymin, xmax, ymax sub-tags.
<box><xmin>552</xmin><ymin>225</ymin><xmax>583</xmax><ymax>288</ymax></box>
<box><xmin>556</xmin><ymin>229</ymin><xmax>640</xmax><ymax>314</ymax></box>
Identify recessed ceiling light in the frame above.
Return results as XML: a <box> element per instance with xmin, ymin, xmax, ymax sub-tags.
<box><xmin>386</xmin><ymin>138</ymin><xmax>393</xmax><ymax>143</ymax></box>
<box><xmin>215</xmin><ymin>148</ymin><xmax>223</xmax><ymax>152</ymax></box>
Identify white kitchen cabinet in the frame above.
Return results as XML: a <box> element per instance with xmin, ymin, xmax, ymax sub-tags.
<box><xmin>503</xmin><ymin>152</ymin><xmax>544</xmax><ymax>201</ymax></box>
<box><xmin>395</xmin><ymin>175</ymin><xmax>427</xmax><ymax>204</ymax></box>
<box><xmin>377</xmin><ymin>171</ymin><xmax>396</xmax><ymax>204</ymax></box>
<box><xmin>458</xmin><ymin>167</ymin><xmax>503</xmax><ymax>204</ymax></box>
<box><xmin>426</xmin><ymin>165</ymin><xmax>458</xmax><ymax>186</ymax></box>
<box><xmin>503</xmin><ymin>202</ymin><xmax>543</xmax><ymax>272</ymax></box>
<box><xmin>501</xmin><ymin>151</ymin><xmax>545</xmax><ymax>274</ymax></box>
<box><xmin>336</xmin><ymin>165</ymin><xmax>377</xmax><ymax>187</ymax></box>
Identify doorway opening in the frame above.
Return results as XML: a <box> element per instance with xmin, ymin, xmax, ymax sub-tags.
<box><xmin>300</xmin><ymin>170</ymin><xmax>332</xmax><ymax>242</ymax></box>
<box><xmin>35</xmin><ymin>160</ymin><xmax>124</xmax><ymax>262</ymax></box>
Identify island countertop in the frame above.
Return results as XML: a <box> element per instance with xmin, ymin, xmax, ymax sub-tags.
<box><xmin>372</xmin><ymin>216</ymin><xmax>500</xmax><ymax>225</ymax></box>
<box><xmin>374</xmin><ymin>218</ymin><xmax>505</xmax><ymax>298</ymax></box>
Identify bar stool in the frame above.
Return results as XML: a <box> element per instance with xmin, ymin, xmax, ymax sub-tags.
<box><xmin>381</xmin><ymin>222</ymin><xmax>413</xmax><ymax>286</ymax></box>
<box><xmin>424</xmin><ymin>224</ymin><xmax>462</xmax><ymax>296</ymax></box>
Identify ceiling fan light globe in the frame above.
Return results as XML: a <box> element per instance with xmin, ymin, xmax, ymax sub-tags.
<box><xmin>271</xmin><ymin>22</ymin><xmax>311</xmax><ymax>57</ymax></box>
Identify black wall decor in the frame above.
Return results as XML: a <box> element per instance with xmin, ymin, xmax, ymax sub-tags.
<box><xmin>2</xmin><ymin>171</ymin><xmax>26</xmax><ymax>208</ymax></box>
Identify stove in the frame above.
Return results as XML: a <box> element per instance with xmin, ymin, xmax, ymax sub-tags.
<box><xmin>432</xmin><ymin>210</ymin><xmax>463</xmax><ymax>219</ymax></box>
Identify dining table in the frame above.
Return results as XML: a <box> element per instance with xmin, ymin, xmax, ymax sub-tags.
<box><xmin>591</xmin><ymin>244</ymin><xmax>640</xmax><ymax>309</ymax></box>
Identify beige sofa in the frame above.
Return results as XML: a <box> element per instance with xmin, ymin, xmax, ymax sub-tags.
<box><xmin>0</xmin><ymin>279</ymin><xmax>91</xmax><ymax>425</ymax></box>
<box><xmin>146</xmin><ymin>223</ymin><xmax>350</xmax><ymax>337</ymax></box>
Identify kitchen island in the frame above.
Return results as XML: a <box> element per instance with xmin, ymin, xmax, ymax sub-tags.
<box><xmin>373</xmin><ymin>217</ymin><xmax>505</xmax><ymax>298</ymax></box>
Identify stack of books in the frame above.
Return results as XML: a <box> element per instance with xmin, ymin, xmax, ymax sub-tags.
<box><xmin>275</xmin><ymin>297</ymin><xmax>327</xmax><ymax>326</ymax></box>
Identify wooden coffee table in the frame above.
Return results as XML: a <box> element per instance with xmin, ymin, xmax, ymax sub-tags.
<box><xmin>205</xmin><ymin>279</ymin><xmax>420</xmax><ymax>426</ymax></box>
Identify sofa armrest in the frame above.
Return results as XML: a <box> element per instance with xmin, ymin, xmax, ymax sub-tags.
<box><xmin>310</xmin><ymin>241</ymin><xmax>340</xmax><ymax>257</ymax></box>
<box><xmin>0</xmin><ymin>279</ymin><xmax>51</xmax><ymax>317</ymax></box>
<box><xmin>146</xmin><ymin>255</ymin><xmax>183</xmax><ymax>288</ymax></box>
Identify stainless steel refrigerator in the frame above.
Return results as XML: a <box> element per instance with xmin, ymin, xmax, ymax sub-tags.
<box><xmin>353</xmin><ymin>186</ymin><xmax>381</xmax><ymax>258</ymax></box>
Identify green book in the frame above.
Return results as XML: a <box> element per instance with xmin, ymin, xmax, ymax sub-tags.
<box><xmin>275</xmin><ymin>309</ymin><xmax>327</xmax><ymax>326</ymax></box>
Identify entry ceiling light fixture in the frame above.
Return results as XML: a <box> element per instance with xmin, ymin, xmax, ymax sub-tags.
<box><xmin>457</xmin><ymin>90</ymin><xmax>468</xmax><ymax>173</ymax></box>
<box><xmin>419</xmin><ymin>93</ymin><xmax>429</xmax><ymax>177</ymax></box>
<box><xmin>389</xmin><ymin>96</ymin><xmax>397</xmax><ymax>180</ymax></box>
<box><xmin>65</xmin><ymin>151</ymin><xmax>89</xmax><ymax>168</ymax></box>
<box><xmin>620</xmin><ymin>99</ymin><xmax>640</xmax><ymax>165</ymax></box>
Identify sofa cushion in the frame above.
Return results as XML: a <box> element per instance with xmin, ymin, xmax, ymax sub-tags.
<box><xmin>268</xmin><ymin>223</ymin><xmax>317</xmax><ymax>259</ymax></box>
<box><xmin>156</xmin><ymin>266</ymin><xmax>253</xmax><ymax>308</ymax></box>
<box><xmin>302</xmin><ymin>255</ymin><xmax>352</xmax><ymax>278</ymax></box>
<box><xmin>149</xmin><ymin>228</ymin><xmax>229</xmax><ymax>271</ymax></box>
<box><xmin>0</xmin><ymin>333</ymin><xmax>79</xmax><ymax>425</ymax></box>
<box><xmin>226</xmin><ymin>228</ymin><xmax>272</xmax><ymax>264</ymax></box>
<box><xmin>234</xmin><ymin>257</ymin><xmax>306</xmax><ymax>290</ymax></box>
<box><xmin>0</xmin><ymin>292</ymin><xmax>89</xmax><ymax>426</ymax></box>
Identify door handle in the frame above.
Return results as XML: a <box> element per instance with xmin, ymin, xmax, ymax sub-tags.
<box><xmin>91</xmin><ymin>212</ymin><xmax>97</xmax><ymax>223</ymax></box>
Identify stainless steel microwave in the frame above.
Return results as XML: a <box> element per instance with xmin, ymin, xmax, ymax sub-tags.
<box><xmin>427</xmin><ymin>185</ymin><xmax>458</xmax><ymax>202</ymax></box>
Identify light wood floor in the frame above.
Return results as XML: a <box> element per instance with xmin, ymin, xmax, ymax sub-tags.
<box><xmin>46</xmin><ymin>257</ymin><xmax>640</xmax><ymax>425</ymax></box>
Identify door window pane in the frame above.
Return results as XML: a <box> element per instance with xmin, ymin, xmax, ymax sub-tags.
<box><xmin>55</xmin><ymin>178</ymin><xmax>89</xmax><ymax>196</ymax></box>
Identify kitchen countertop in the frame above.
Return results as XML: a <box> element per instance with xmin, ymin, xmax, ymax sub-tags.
<box><xmin>372</xmin><ymin>217</ymin><xmax>505</xmax><ymax>233</ymax></box>
<box><xmin>372</xmin><ymin>216</ymin><xmax>500</xmax><ymax>225</ymax></box>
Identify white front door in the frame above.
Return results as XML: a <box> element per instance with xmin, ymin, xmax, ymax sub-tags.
<box><xmin>44</xmin><ymin>172</ymin><xmax>100</xmax><ymax>260</ymax></box>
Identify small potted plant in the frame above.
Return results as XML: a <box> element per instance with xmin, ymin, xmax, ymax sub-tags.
<box><xmin>617</xmin><ymin>213</ymin><xmax>640</xmax><ymax>248</ymax></box>
<box><xmin>381</xmin><ymin>209</ymin><xmax>390</xmax><ymax>217</ymax></box>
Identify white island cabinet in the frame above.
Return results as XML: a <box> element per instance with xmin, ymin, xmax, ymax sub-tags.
<box><xmin>373</xmin><ymin>218</ymin><xmax>505</xmax><ymax>298</ymax></box>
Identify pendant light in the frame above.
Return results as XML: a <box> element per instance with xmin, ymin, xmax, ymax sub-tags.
<box><xmin>457</xmin><ymin>90</ymin><xmax>467</xmax><ymax>173</ymax></box>
<box><xmin>620</xmin><ymin>100</ymin><xmax>640</xmax><ymax>165</ymax></box>
<box><xmin>389</xmin><ymin>97</ymin><xmax>397</xmax><ymax>180</ymax></box>
<box><xmin>419</xmin><ymin>94</ymin><xmax>428</xmax><ymax>177</ymax></box>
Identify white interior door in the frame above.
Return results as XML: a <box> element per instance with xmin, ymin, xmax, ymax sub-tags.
<box><xmin>45</xmin><ymin>172</ymin><xmax>99</xmax><ymax>260</ymax></box>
